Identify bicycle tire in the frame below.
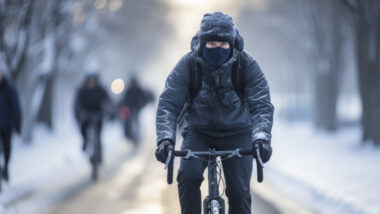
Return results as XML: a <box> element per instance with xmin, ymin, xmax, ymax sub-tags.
<box><xmin>91</xmin><ymin>162</ymin><xmax>98</xmax><ymax>181</ymax></box>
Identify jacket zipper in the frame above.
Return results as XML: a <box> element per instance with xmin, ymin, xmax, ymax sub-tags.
<box><xmin>215</xmin><ymin>74</ymin><xmax>224</xmax><ymax>129</ymax></box>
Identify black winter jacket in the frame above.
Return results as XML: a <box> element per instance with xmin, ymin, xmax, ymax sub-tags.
<box><xmin>156</xmin><ymin>12</ymin><xmax>274</xmax><ymax>145</ymax></box>
<box><xmin>74</xmin><ymin>86</ymin><xmax>111</xmax><ymax>121</ymax></box>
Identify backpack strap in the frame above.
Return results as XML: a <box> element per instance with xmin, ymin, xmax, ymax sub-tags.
<box><xmin>232</xmin><ymin>51</ymin><xmax>246</xmax><ymax>100</ymax></box>
<box><xmin>177</xmin><ymin>56</ymin><xmax>202</xmax><ymax>127</ymax></box>
<box><xmin>188</xmin><ymin>57</ymin><xmax>202</xmax><ymax>102</ymax></box>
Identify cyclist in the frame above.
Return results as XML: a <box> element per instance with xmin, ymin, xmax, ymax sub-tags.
<box><xmin>74</xmin><ymin>72</ymin><xmax>113</xmax><ymax>162</ymax></box>
<box><xmin>155</xmin><ymin>12</ymin><xmax>274</xmax><ymax>214</ymax></box>
<box><xmin>0</xmin><ymin>72</ymin><xmax>21</xmax><ymax>181</ymax></box>
<box><xmin>119</xmin><ymin>76</ymin><xmax>154</xmax><ymax>145</ymax></box>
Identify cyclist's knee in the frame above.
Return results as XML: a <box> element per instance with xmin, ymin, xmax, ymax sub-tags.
<box><xmin>177</xmin><ymin>169</ymin><xmax>204</xmax><ymax>185</ymax></box>
<box><xmin>226</xmin><ymin>185</ymin><xmax>250</xmax><ymax>201</ymax></box>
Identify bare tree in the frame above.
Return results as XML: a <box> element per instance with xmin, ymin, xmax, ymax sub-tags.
<box><xmin>0</xmin><ymin>0</ymin><xmax>102</xmax><ymax>142</ymax></box>
<box><xmin>344</xmin><ymin>0</ymin><xmax>380</xmax><ymax>145</ymax></box>
<box><xmin>273</xmin><ymin>0</ymin><xmax>348</xmax><ymax>131</ymax></box>
<box><xmin>0</xmin><ymin>0</ymin><xmax>34</xmax><ymax>80</ymax></box>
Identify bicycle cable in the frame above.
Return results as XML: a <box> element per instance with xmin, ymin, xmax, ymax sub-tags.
<box><xmin>216</xmin><ymin>158</ymin><xmax>226</xmax><ymax>198</ymax></box>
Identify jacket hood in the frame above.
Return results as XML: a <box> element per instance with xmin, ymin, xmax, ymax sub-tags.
<box><xmin>191</xmin><ymin>12</ymin><xmax>244</xmax><ymax>53</ymax></box>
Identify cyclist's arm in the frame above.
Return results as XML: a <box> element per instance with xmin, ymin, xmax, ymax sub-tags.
<box><xmin>101</xmin><ymin>87</ymin><xmax>114</xmax><ymax>118</ymax></box>
<box><xmin>74</xmin><ymin>88</ymin><xmax>85</xmax><ymax>121</ymax></box>
<box><xmin>156</xmin><ymin>54</ymin><xmax>191</xmax><ymax>145</ymax></box>
<box><xmin>243</xmin><ymin>53</ymin><xmax>274</xmax><ymax>143</ymax></box>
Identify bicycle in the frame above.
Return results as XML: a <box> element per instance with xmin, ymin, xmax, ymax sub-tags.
<box><xmin>83</xmin><ymin>114</ymin><xmax>102</xmax><ymax>181</ymax></box>
<box><xmin>164</xmin><ymin>144</ymin><xmax>264</xmax><ymax>214</ymax></box>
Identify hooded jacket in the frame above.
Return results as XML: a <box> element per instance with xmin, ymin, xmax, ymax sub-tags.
<box><xmin>156</xmin><ymin>12</ymin><xmax>274</xmax><ymax>145</ymax></box>
<box><xmin>74</xmin><ymin>78</ymin><xmax>112</xmax><ymax>122</ymax></box>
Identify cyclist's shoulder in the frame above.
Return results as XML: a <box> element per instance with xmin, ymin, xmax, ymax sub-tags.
<box><xmin>237</xmin><ymin>50</ymin><xmax>256</xmax><ymax>64</ymax></box>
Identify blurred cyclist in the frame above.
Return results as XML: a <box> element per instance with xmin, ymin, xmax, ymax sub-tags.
<box><xmin>0</xmin><ymin>72</ymin><xmax>21</xmax><ymax>181</ymax></box>
<box><xmin>74</xmin><ymin>73</ymin><xmax>113</xmax><ymax>162</ymax></box>
<box><xmin>119</xmin><ymin>76</ymin><xmax>153</xmax><ymax>146</ymax></box>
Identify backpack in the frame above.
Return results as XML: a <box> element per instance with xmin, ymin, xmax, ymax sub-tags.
<box><xmin>177</xmin><ymin>51</ymin><xmax>247</xmax><ymax>127</ymax></box>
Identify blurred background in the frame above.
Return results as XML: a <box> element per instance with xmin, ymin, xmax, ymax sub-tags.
<box><xmin>0</xmin><ymin>0</ymin><xmax>379</xmax><ymax>214</ymax></box>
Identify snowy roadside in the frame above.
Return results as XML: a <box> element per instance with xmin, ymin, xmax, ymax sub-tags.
<box><xmin>257</xmin><ymin>121</ymin><xmax>380</xmax><ymax>214</ymax></box>
<box><xmin>0</xmin><ymin>121</ymin><xmax>132</xmax><ymax>214</ymax></box>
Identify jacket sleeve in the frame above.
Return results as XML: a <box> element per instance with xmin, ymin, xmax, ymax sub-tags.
<box><xmin>243</xmin><ymin>54</ymin><xmax>274</xmax><ymax>143</ymax></box>
<box><xmin>73</xmin><ymin>89</ymin><xmax>82</xmax><ymax>121</ymax></box>
<box><xmin>156</xmin><ymin>54</ymin><xmax>191</xmax><ymax>145</ymax></box>
<box><xmin>102</xmin><ymin>88</ymin><xmax>115</xmax><ymax>118</ymax></box>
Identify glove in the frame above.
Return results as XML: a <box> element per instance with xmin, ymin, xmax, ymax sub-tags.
<box><xmin>155</xmin><ymin>140</ymin><xmax>174</xmax><ymax>164</ymax></box>
<box><xmin>253</xmin><ymin>139</ymin><xmax>272</xmax><ymax>163</ymax></box>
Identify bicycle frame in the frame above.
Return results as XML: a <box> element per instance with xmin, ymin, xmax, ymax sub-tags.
<box><xmin>165</xmin><ymin>147</ymin><xmax>264</xmax><ymax>214</ymax></box>
<box><xmin>84</xmin><ymin>115</ymin><xmax>102</xmax><ymax>181</ymax></box>
<box><xmin>203</xmin><ymin>150</ymin><xmax>225</xmax><ymax>214</ymax></box>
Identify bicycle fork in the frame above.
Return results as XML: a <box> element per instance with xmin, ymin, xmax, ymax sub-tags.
<box><xmin>203</xmin><ymin>158</ymin><xmax>225</xmax><ymax>214</ymax></box>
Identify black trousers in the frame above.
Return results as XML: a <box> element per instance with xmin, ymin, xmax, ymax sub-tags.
<box><xmin>177</xmin><ymin>129</ymin><xmax>253</xmax><ymax>214</ymax></box>
<box><xmin>0</xmin><ymin>128</ymin><xmax>11</xmax><ymax>173</ymax></box>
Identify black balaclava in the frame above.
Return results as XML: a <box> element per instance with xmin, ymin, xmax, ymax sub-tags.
<box><xmin>197</xmin><ymin>12</ymin><xmax>237</xmax><ymax>67</ymax></box>
<box><xmin>202</xmin><ymin>45</ymin><xmax>231</xmax><ymax>67</ymax></box>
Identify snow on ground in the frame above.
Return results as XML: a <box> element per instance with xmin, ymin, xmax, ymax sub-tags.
<box><xmin>265</xmin><ymin>121</ymin><xmax>380</xmax><ymax>214</ymax></box>
<box><xmin>0</xmin><ymin>120</ymin><xmax>132</xmax><ymax>214</ymax></box>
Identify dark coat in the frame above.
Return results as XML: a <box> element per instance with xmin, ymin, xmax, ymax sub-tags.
<box><xmin>120</xmin><ymin>83</ymin><xmax>153</xmax><ymax>114</ymax></box>
<box><xmin>74</xmin><ymin>85</ymin><xmax>111</xmax><ymax>122</ymax></box>
<box><xmin>156</xmin><ymin>12</ymin><xmax>274</xmax><ymax>145</ymax></box>
<box><xmin>0</xmin><ymin>78</ymin><xmax>21</xmax><ymax>132</ymax></box>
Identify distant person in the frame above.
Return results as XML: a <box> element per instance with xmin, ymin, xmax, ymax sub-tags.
<box><xmin>0</xmin><ymin>72</ymin><xmax>21</xmax><ymax>181</ymax></box>
<box><xmin>74</xmin><ymin>73</ymin><xmax>113</xmax><ymax>162</ymax></box>
<box><xmin>155</xmin><ymin>12</ymin><xmax>274</xmax><ymax>213</ymax></box>
<box><xmin>119</xmin><ymin>76</ymin><xmax>153</xmax><ymax>146</ymax></box>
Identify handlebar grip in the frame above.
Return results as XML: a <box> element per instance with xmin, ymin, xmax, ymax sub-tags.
<box><xmin>167</xmin><ymin>156</ymin><xmax>174</xmax><ymax>184</ymax></box>
<box><xmin>256</xmin><ymin>158</ymin><xmax>264</xmax><ymax>183</ymax></box>
<box><xmin>173</xmin><ymin>151</ymin><xmax>188</xmax><ymax>157</ymax></box>
<box><xmin>240</xmin><ymin>149</ymin><xmax>254</xmax><ymax>155</ymax></box>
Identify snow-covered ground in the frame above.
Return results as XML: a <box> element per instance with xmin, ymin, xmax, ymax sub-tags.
<box><xmin>261</xmin><ymin>121</ymin><xmax>380</xmax><ymax>214</ymax></box>
<box><xmin>1</xmin><ymin>108</ymin><xmax>379</xmax><ymax>214</ymax></box>
<box><xmin>0</xmin><ymin>121</ymin><xmax>132</xmax><ymax>214</ymax></box>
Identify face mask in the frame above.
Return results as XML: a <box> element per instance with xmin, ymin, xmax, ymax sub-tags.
<box><xmin>202</xmin><ymin>46</ymin><xmax>231</xmax><ymax>67</ymax></box>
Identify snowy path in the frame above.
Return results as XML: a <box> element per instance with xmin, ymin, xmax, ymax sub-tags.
<box><xmin>4</xmin><ymin>119</ymin><xmax>375</xmax><ymax>214</ymax></box>
<box><xmin>49</xmin><ymin>142</ymin><xmax>282</xmax><ymax>214</ymax></box>
<box><xmin>264</xmin><ymin>121</ymin><xmax>380</xmax><ymax>214</ymax></box>
<box><xmin>0</xmin><ymin>122</ymin><xmax>133</xmax><ymax>214</ymax></box>
<box><xmin>0</xmin><ymin>121</ymin><xmax>290</xmax><ymax>214</ymax></box>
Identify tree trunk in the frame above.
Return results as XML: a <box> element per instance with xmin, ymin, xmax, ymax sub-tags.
<box><xmin>37</xmin><ymin>73</ymin><xmax>55</xmax><ymax>129</ymax></box>
<box><xmin>314</xmin><ymin>58</ymin><xmax>339</xmax><ymax>131</ymax></box>
<box><xmin>355</xmin><ymin>1</ymin><xmax>380</xmax><ymax>145</ymax></box>
<box><xmin>312</xmin><ymin>1</ymin><xmax>344</xmax><ymax>132</ymax></box>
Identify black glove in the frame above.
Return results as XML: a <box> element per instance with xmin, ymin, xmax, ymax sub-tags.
<box><xmin>253</xmin><ymin>139</ymin><xmax>272</xmax><ymax>163</ymax></box>
<box><xmin>155</xmin><ymin>140</ymin><xmax>174</xmax><ymax>164</ymax></box>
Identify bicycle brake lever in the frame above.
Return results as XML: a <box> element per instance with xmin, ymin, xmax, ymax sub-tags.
<box><xmin>164</xmin><ymin>149</ymin><xmax>173</xmax><ymax>169</ymax></box>
<box><xmin>255</xmin><ymin>148</ymin><xmax>264</xmax><ymax>168</ymax></box>
<box><xmin>184</xmin><ymin>149</ymin><xmax>192</xmax><ymax>160</ymax></box>
<box><xmin>235</xmin><ymin>149</ymin><xmax>243</xmax><ymax>158</ymax></box>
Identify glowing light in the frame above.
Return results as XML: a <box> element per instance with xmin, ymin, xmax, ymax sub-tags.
<box><xmin>94</xmin><ymin>0</ymin><xmax>107</xmax><ymax>9</ymax></box>
<box><xmin>111</xmin><ymin>78</ymin><xmax>125</xmax><ymax>94</ymax></box>
<box><xmin>109</xmin><ymin>0</ymin><xmax>123</xmax><ymax>12</ymax></box>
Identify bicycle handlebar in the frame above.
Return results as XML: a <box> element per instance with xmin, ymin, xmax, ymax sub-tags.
<box><xmin>165</xmin><ymin>147</ymin><xmax>264</xmax><ymax>184</ymax></box>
